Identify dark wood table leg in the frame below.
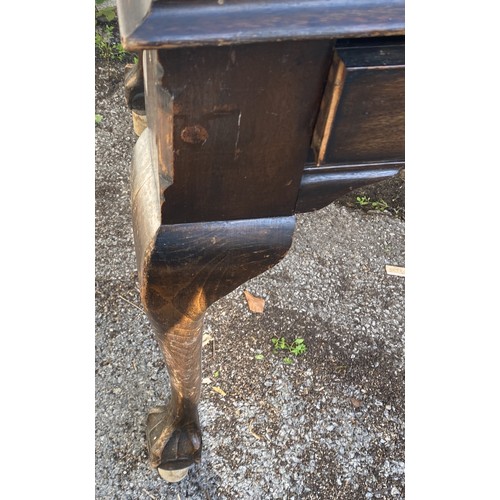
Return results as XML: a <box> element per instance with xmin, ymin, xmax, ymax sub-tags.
<box><xmin>123</xmin><ymin>39</ymin><xmax>334</xmax><ymax>479</ymax></box>
<box><xmin>131</xmin><ymin>129</ymin><xmax>295</xmax><ymax>480</ymax></box>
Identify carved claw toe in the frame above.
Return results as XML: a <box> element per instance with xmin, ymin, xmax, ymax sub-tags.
<box><xmin>146</xmin><ymin>404</ymin><xmax>202</xmax><ymax>477</ymax></box>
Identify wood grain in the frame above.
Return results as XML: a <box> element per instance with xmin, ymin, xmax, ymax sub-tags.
<box><xmin>142</xmin><ymin>41</ymin><xmax>333</xmax><ymax>224</ymax></box>
<box><xmin>117</xmin><ymin>0</ymin><xmax>405</xmax><ymax>50</ymax></box>
<box><xmin>312</xmin><ymin>36</ymin><xmax>405</xmax><ymax>165</ymax></box>
<box><xmin>313</xmin><ymin>52</ymin><xmax>346</xmax><ymax>164</ymax></box>
<box><xmin>320</xmin><ymin>67</ymin><xmax>405</xmax><ymax>163</ymax></box>
<box><xmin>130</xmin><ymin>130</ymin><xmax>296</xmax><ymax>471</ymax></box>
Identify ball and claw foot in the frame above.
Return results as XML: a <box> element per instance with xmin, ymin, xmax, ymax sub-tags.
<box><xmin>146</xmin><ymin>405</ymin><xmax>202</xmax><ymax>483</ymax></box>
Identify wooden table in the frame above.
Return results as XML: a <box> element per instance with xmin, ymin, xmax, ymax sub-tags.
<box><xmin>117</xmin><ymin>0</ymin><xmax>404</xmax><ymax>482</ymax></box>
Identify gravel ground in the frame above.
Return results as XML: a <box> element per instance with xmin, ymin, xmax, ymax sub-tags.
<box><xmin>96</xmin><ymin>61</ymin><xmax>405</xmax><ymax>500</ymax></box>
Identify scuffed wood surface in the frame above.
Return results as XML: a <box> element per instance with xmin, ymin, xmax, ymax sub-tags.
<box><xmin>117</xmin><ymin>0</ymin><xmax>405</xmax><ymax>50</ymax></box>
<box><xmin>143</xmin><ymin>41</ymin><xmax>333</xmax><ymax>224</ymax></box>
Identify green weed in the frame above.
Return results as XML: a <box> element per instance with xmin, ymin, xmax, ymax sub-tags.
<box><xmin>95</xmin><ymin>25</ymin><xmax>129</xmax><ymax>61</ymax></box>
<box><xmin>371</xmin><ymin>199</ymin><xmax>389</xmax><ymax>212</ymax></box>
<box><xmin>356</xmin><ymin>196</ymin><xmax>389</xmax><ymax>212</ymax></box>
<box><xmin>271</xmin><ymin>337</ymin><xmax>307</xmax><ymax>365</ymax></box>
<box><xmin>95</xmin><ymin>4</ymin><xmax>134</xmax><ymax>62</ymax></box>
<box><xmin>356</xmin><ymin>196</ymin><xmax>371</xmax><ymax>207</ymax></box>
<box><xmin>95</xmin><ymin>0</ymin><xmax>116</xmax><ymax>22</ymax></box>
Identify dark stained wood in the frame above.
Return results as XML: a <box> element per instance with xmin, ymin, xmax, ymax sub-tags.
<box><xmin>296</xmin><ymin>162</ymin><xmax>403</xmax><ymax>213</ymax></box>
<box><xmin>145</xmin><ymin>216</ymin><xmax>295</xmax><ymax>472</ymax></box>
<box><xmin>117</xmin><ymin>0</ymin><xmax>406</xmax><ymax>480</ymax></box>
<box><xmin>142</xmin><ymin>41</ymin><xmax>334</xmax><ymax>224</ymax></box>
<box><xmin>312</xmin><ymin>37</ymin><xmax>404</xmax><ymax>165</ymax></box>
<box><xmin>334</xmin><ymin>35</ymin><xmax>404</xmax><ymax>66</ymax></box>
<box><xmin>130</xmin><ymin>129</ymin><xmax>295</xmax><ymax>473</ymax></box>
<box><xmin>117</xmin><ymin>0</ymin><xmax>405</xmax><ymax>50</ymax></box>
<box><xmin>144</xmin><ymin>217</ymin><xmax>295</xmax><ymax>472</ymax></box>
<box><xmin>323</xmin><ymin>67</ymin><xmax>404</xmax><ymax>163</ymax></box>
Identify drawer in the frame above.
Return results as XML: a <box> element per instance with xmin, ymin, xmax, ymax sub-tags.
<box><xmin>312</xmin><ymin>37</ymin><xmax>405</xmax><ymax>165</ymax></box>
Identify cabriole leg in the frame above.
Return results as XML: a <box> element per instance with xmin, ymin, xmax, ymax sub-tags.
<box><xmin>131</xmin><ymin>130</ymin><xmax>295</xmax><ymax>481</ymax></box>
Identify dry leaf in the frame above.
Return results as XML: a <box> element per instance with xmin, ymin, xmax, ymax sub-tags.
<box><xmin>212</xmin><ymin>386</ymin><xmax>227</xmax><ymax>397</ymax></box>
<box><xmin>248</xmin><ymin>424</ymin><xmax>262</xmax><ymax>440</ymax></box>
<box><xmin>202</xmin><ymin>334</ymin><xmax>214</xmax><ymax>346</ymax></box>
<box><xmin>351</xmin><ymin>397</ymin><xmax>362</xmax><ymax>408</ymax></box>
<box><xmin>243</xmin><ymin>290</ymin><xmax>265</xmax><ymax>313</ymax></box>
<box><xmin>385</xmin><ymin>265</ymin><xmax>405</xmax><ymax>277</ymax></box>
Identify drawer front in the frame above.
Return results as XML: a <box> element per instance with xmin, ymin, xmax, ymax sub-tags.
<box><xmin>312</xmin><ymin>37</ymin><xmax>405</xmax><ymax>165</ymax></box>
